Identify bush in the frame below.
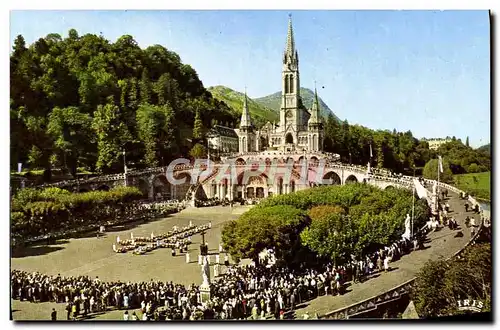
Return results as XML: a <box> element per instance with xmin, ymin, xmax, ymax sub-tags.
<box><xmin>308</xmin><ymin>205</ymin><xmax>345</xmax><ymax>221</ymax></box>
<box><xmin>467</xmin><ymin>163</ymin><xmax>479</xmax><ymax>173</ymax></box>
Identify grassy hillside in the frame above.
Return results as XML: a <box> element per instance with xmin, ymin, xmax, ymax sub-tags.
<box><xmin>453</xmin><ymin>171</ymin><xmax>490</xmax><ymax>201</ymax></box>
<box><xmin>208</xmin><ymin>86</ymin><xmax>279</xmax><ymax>127</ymax></box>
<box><xmin>254</xmin><ymin>87</ymin><xmax>341</xmax><ymax>122</ymax></box>
<box><xmin>477</xmin><ymin>143</ymin><xmax>491</xmax><ymax>155</ymax></box>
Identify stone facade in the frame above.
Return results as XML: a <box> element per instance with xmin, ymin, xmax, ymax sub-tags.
<box><xmin>207</xmin><ymin>125</ymin><xmax>239</xmax><ymax>156</ymax></box>
<box><xmin>234</xmin><ymin>16</ymin><xmax>324</xmax><ymax>154</ymax></box>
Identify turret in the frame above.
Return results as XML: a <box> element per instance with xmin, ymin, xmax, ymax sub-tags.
<box><xmin>239</xmin><ymin>90</ymin><xmax>252</xmax><ymax>130</ymax></box>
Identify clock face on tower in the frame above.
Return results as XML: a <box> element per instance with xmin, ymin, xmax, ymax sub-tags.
<box><xmin>286</xmin><ymin>110</ymin><xmax>293</xmax><ymax>119</ymax></box>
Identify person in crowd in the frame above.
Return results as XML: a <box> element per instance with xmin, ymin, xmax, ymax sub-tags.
<box><xmin>51</xmin><ymin>308</ymin><xmax>57</xmax><ymax>321</ymax></box>
<box><xmin>383</xmin><ymin>256</ymin><xmax>390</xmax><ymax>272</ymax></box>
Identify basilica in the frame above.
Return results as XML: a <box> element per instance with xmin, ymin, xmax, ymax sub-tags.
<box><xmin>208</xmin><ymin>16</ymin><xmax>325</xmax><ymax>156</ymax></box>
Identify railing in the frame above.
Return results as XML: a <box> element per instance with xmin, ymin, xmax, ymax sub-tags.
<box><xmin>39</xmin><ymin>173</ymin><xmax>126</xmax><ymax>188</ymax></box>
<box><xmin>320</xmin><ymin>180</ymin><xmax>487</xmax><ymax>319</ymax></box>
<box><xmin>26</xmin><ymin>162</ymin><xmax>411</xmax><ymax>190</ymax></box>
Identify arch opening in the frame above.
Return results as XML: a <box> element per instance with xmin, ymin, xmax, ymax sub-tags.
<box><xmin>323</xmin><ymin>171</ymin><xmax>341</xmax><ymax>185</ymax></box>
<box><xmin>153</xmin><ymin>174</ymin><xmax>172</xmax><ymax>200</ymax></box>
<box><xmin>96</xmin><ymin>185</ymin><xmax>110</xmax><ymax>191</ymax></box>
<box><xmin>345</xmin><ymin>175</ymin><xmax>358</xmax><ymax>184</ymax></box>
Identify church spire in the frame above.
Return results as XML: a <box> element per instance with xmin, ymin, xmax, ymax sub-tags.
<box><xmin>240</xmin><ymin>88</ymin><xmax>252</xmax><ymax>128</ymax></box>
<box><xmin>308</xmin><ymin>82</ymin><xmax>320</xmax><ymax>125</ymax></box>
<box><xmin>285</xmin><ymin>14</ymin><xmax>295</xmax><ymax>58</ymax></box>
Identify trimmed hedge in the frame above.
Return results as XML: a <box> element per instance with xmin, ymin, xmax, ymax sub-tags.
<box><xmin>11</xmin><ymin>186</ymin><xmax>143</xmax><ymax>239</ymax></box>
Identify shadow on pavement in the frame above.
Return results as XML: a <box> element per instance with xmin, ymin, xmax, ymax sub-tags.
<box><xmin>11</xmin><ymin>246</ymin><xmax>65</xmax><ymax>259</ymax></box>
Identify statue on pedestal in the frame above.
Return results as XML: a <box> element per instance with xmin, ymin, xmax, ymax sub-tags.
<box><xmin>402</xmin><ymin>214</ymin><xmax>411</xmax><ymax>240</ymax></box>
<box><xmin>201</xmin><ymin>256</ymin><xmax>210</xmax><ymax>285</ymax></box>
<box><xmin>199</xmin><ymin>255</ymin><xmax>211</xmax><ymax>304</ymax></box>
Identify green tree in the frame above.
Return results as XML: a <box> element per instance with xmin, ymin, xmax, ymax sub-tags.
<box><xmin>221</xmin><ymin>205</ymin><xmax>310</xmax><ymax>263</ymax></box>
<box><xmin>139</xmin><ymin>68</ymin><xmax>152</xmax><ymax>104</ymax></box>
<box><xmin>136</xmin><ymin>103</ymin><xmax>175</xmax><ymax>167</ymax></box>
<box><xmin>423</xmin><ymin>158</ymin><xmax>453</xmax><ymax>183</ymax></box>
<box><xmin>47</xmin><ymin>106</ymin><xmax>93</xmax><ymax>176</ymax></box>
<box><xmin>465</xmin><ymin>136</ymin><xmax>470</xmax><ymax>147</ymax></box>
<box><xmin>301</xmin><ymin>212</ymin><xmax>357</xmax><ymax>266</ymax></box>
<box><xmin>192</xmin><ymin>109</ymin><xmax>204</xmax><ymax>140</ymax></box>
<box><xmin>412</xmin><ymin>243</ymin><xmax>491</xmax><ymax>318</ymax></box>
<box><xmin>91</xmin><ymin>99</ymin><xmax>132</xmax><ymax>172</ymax></box>
<box><xmin>412</xmin><ymin>259</ymin><xmax>449</xmax><ymax>318</ymax></box>
<box><xmin>189</xmin><ymin>143</ymin><xmax>207</xmax><ymax>159</ymax></box>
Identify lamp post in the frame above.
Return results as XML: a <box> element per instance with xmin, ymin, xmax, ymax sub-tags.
<box><xmin>122</xmin><ymin>149</ymin><xmax>127</xmax><ymax>186</ymax></box>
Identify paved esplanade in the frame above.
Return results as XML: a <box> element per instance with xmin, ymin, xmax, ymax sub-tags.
<box><xmin>11</xmin><ymin>192</ymin><xmax>475</xmax><ymax>320</ymax></box>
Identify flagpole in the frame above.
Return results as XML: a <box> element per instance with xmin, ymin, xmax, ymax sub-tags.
<box><xmin>411</xmin><ymin>182</ymin><xmax>415</xmax><ymax>239</ymax></box>
<box><xmin>437</xmin><ymin>156</ymin><xmax>441</xmax><ymax>199</ymax></box>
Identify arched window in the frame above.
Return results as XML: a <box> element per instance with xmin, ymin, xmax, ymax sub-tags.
<box><xmin>289</xmin><ymin>75</ymin><xmax>294</xmax><ymax>93</ymax></box>
<box><xmin>285</xmin><ymin>74</ymin><xmax>289</xmax><ymax>93</ymax></box>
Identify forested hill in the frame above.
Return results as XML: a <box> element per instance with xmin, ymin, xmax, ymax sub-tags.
<box><xmin>477</xmin><ymin>143</ymin><xmax>490</xmax><ymax>155</ymax></box>
<box><xmin>10</xmin><ymin>30</ymin><xmax>491</xmax><ymax>183</ymax></box>
<box><xmin>254</xmin><ymin>87</ymin><xmax>341</xmax><ymax>122</ymax></box>
<box><xmin>207</xmin><ymin>86</ymin><xmax>279</xmax><ymax>127</ymax></box>
<box><xmin>10</xmin><ymin>31</ymin><xmax>239</xmax><ymax>176</ymax></box>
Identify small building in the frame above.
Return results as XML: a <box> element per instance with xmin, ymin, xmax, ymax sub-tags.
<box><xmin>422</xmin><ymin>137</ymin><xmax>452</xmax><ymax>150</ymax></box>
<box><xmin>207</xmin><ymin>125</ymin><xmax>239</xmax><ymax>157</ymax></box>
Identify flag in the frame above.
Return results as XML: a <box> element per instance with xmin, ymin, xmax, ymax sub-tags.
<box><xmin>438</xmin><ymin>156</ymin><xmax>444</xmax><ymax>173</ymax></box>
<box><xmin>370</xmin><ymin>144</ymin><xmax>373</xmax><ymax>158</ymax></box>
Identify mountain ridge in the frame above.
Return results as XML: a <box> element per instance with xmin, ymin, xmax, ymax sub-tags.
<box><xmin>208</xmin><ymin>85</ymin><xmax>341</xmax><ymax>127</ymax></box>
<box><xmin>254</xmin><ymin>87</ymin><xmax>341</xmax><ymax>122</ymax></box>
<box><xmin>207</xmin><ymin>86</ymin><xmax>279</xmax><ymax>127</ymax></box>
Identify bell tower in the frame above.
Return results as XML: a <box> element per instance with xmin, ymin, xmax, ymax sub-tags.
<box><xmin>280</xmin><ymin>14</ymin><xmax>301</xmax><ymax>138</ymax></box>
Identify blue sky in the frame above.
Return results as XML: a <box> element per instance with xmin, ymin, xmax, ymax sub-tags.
<box><xmin>10</xmin><ymin>10</ymin><xmax>490</xmax><ymax>147</ymax></box>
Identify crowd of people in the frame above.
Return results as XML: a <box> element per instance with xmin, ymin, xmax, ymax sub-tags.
<box><xmin>12</xmin><ymin>174</ymin><xmax>480</xmax><ymax>321</ymax></box>
<box><xmin>11</xmin><ymin>219</ymin><xmax>430</xmax><ymax>321</ymax></box>
<box><xmin>194</xmin><ymin>197</ymin><xmax>264</xmax><ymax>208</ymax></box>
